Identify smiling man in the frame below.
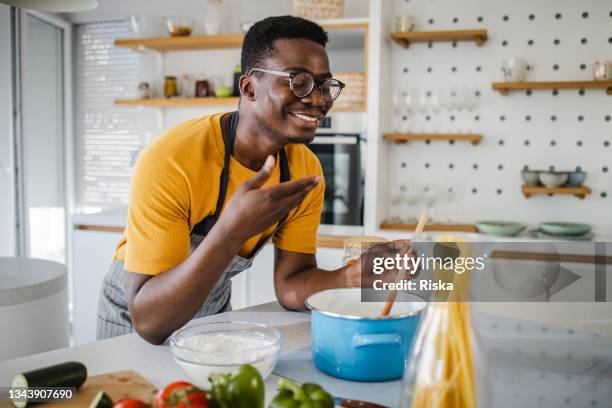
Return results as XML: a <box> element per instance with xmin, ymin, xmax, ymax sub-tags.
<box><xmin>96</xmin><ymin>16</ymin><xmax>369</xmax><ymax>344</ymax></box>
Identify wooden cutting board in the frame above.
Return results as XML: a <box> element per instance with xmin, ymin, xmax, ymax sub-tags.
<box><xmin>1</xmin><ymin>370</ymin><xmax>158</xmax><ymax>407</ymax></box>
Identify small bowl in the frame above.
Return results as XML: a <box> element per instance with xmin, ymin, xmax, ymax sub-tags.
<box><xmin>476</xmin><ymin>221</ymin><xmax>526</xmax><ymax>236</ymax></box>
<box><xmin>166</xmin><ymin>17</ymin><xmax>196</xmax><ymax>37</ymax></box>
<box><xmin>170</xmin><ymin>321</ymin><xmax>282</xmax><ymax>387</ymax></box>
<box><xmin>521</xmin><ymin>170</ymin><xmax>540</xmax><ymax>186</ymax></box>
<box><xmin>128</xmin><ymin>15</ymin><xmax>165</xmax><ymax>37</ymax></box>
<box><xmin>566</xmin><ymin>171</ymin><xmax>586</xmax><ymax>187</ymax></box>
<box><xmin>538</xmin><ymin>171</ymin><xmax>568</xmax><ymax>188</ymax></box>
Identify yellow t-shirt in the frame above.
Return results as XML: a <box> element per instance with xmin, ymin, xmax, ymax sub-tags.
<box><xmin>113</xmin><ymin>112</ymin><xmax>325</xmax><ymax>275</ymax></box>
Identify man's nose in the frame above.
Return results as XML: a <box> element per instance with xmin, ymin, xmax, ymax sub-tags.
<box><xmin>301</xmin><ymin>86</ymin><xmax>326</xmax><ymax>107</ymax></box>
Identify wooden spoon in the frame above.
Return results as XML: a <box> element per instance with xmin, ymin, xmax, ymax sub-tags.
<box><xmin>380</xmin><ymin>213</ymin><xmax>429</xmax><ymax>316</ymax></box>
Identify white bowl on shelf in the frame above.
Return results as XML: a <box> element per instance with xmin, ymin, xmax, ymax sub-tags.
<box><xmin>128</xmin><ymin>15</ymin><xmax>165</xmax><ymax>38</ymax></box>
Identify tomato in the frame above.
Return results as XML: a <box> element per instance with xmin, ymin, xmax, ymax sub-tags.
<box><xmin>113</xmin><ymin>399</ymin><xmax>149</xmax><ymax>408</ymax></box>
<box><xmin>154</xmin><ymin>381</ymin><xmax>208</xmax><ymax>408</ymax></box>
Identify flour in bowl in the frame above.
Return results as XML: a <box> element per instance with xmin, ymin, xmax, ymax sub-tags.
<box><xmin>177</xmin><ymin>330</ymin><xmax>277</xmax><ymax>364</ymax></box>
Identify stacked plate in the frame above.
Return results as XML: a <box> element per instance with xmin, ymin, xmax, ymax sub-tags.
<box><xmin>533</xmin><ymin>222</ymin><xmax>593</xmax><ymax>240</ymax></box>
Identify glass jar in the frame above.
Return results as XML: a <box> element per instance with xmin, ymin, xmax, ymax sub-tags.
<box><xmin>400</xmin><ymin>235</ymin><xmax>492</xmax><ymax>408</ymax></box>
<box><xmin>164</xmin><ymin>76</ymin><xmax>178</xmax><ymax>98</ymax></box>
<box><xmin>342</xmin><ymin>236</ymin><xmax>388</xmax><ymax>265</ymax></box>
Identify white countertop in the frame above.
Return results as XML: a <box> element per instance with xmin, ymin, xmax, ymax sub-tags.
<box><xmin>2</xmin><ymin>301</ymin><xmax>612</xmax><ymax>406</ymax></box>
<box><xmin>0</xmin><ymin>303</ymin><xmax>310</xmax><ymax>405</ymax></box>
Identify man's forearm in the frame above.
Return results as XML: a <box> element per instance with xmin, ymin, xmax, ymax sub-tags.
<box><xmin>274</xmin><ymin>265</ymin><xmax>353</xmax><ymax>311</ymax></box>
<box><xmin>128</xmin><ymin>221</ymin><xmax>245</xmax><ymax>344</ymax></box>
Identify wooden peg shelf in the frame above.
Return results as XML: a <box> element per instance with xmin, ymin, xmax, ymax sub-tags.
<box><xmin>492</xmin><ymin>80</ymin><xmax>612</xmax><ymax>95</ymax></box>
<box><xmin>383</xmin><ymin>133</ymin><xmax>482</xmax><ymax>145</ymax></box>
<box><xmin>390</xmin><ymin>29</ymin><xmax>488</xmax><ymax>48</ymax></box>
<box><xmin>522</xmin><ymin>186</ymin><xmax>592</xmax><ymax>199</ymax></box>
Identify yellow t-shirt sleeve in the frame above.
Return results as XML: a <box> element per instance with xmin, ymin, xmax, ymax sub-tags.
<box><xmin>123</xmin><ymin>146</ymin><xmax>192</xmax><ymax>275</ymax></box>
<box><xmin>272</xmin><ymin>157</ymin><xmax>325</xmax><ymax>254</ymax></box>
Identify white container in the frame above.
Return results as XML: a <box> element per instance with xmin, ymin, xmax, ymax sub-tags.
<box><xmin>169</xmin><ymin>321</ymin><xmax>282</xmax><ymax>387</ymax></box>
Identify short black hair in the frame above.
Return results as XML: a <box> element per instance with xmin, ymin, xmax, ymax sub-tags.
<box><xmin>241</xmin><ymin>15</ymin><xmax>328</xmax><ymax>75</ymax></box>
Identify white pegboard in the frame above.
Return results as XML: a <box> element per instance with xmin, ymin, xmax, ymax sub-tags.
<box><xmin>385</xmin><ymin>0</ymin><xmax>612</xmax><ymax>234</ymax></box>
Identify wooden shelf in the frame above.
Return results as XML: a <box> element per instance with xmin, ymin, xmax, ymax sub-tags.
<box><xmin>522</xmin><ymin>186</ymin><xmax>592</xmax><ymax>199</ymax></box>
<box><xmin>383</xmin><ymin>133</ymin><xmax>482</xmax><ymax>145</ymax></box>
<box><xmin>115</xmin><ymin>97</ymin><xmax>240</xmax><ymax>107</ymax></box>
<box><xmin>115</xmin><ymin>97</ymin><xmax>365</xmax><ymax>112</ymax></box>
<box><xmin>492</xmin><ymin>80</ymin><xmax>612</xmax><ymax>95</ymax></box>
<box><xmin>390</xmin><ymin>29</ymin><xmax>487</xmax><ymax>48</ymax></box>
<box><xmin>381</xmin><ymin>223</ymin><xmax>477</xmax><ymax>232</ymax></box>
<box><xmin>115</xmin><ymin>20</ymin><xmax>369</xmax><ymax>53</ymax></box>
<box><xmin>115</xmin><ymin>34</ymin><xmax>244</xmax><ymax>52</ymax></box>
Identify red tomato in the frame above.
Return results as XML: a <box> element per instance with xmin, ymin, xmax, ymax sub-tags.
<box><xmin>113</xmin><ymin>399</ymin><xmax>149</xmax><ymax>408</ymax></box>
<box><xmin>154</xmin><ymin>381</ymin><xmax>208</xmax><ymax>408</ymax></box>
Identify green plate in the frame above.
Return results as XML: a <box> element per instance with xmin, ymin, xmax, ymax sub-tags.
<box><xmin>476</xmin><ymin>221</ymin><xmax>526</xmax><ymax>236</ymax></box>
<box><xmin>539</xmin><ymin>222</ymin><xmax>592</xmax><ymax>236</ymax></box>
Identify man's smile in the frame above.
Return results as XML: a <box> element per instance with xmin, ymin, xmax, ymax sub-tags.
<box><xmin>288</xmin><ymin>111</ymin><xmax>324</xmax><ymax>127</ymax></box>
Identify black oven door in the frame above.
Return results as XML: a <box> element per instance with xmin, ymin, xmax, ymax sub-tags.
<box><xmin>307</xmin><ymin>134</ymin><xmax>364</xmax><ymax>226</ymax></box>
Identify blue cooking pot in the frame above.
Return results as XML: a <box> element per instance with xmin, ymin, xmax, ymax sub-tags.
<box><xmin>306</xmin><ymin>288</ymin><xmax>426</xmax><ymax>382</ymax></box>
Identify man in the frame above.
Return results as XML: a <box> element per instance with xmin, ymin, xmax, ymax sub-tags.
<box><xmin>97</xmin><ymin>16</ymin><xmax>368</xmax><ymax>345</ymax></box>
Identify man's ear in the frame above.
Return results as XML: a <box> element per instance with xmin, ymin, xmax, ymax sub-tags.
<box><xmin>239</xmin><ymin>75</ymin><xmax>256</xmax><ymax>101</ymax></box>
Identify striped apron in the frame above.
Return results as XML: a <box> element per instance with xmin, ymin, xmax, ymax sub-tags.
<box><xmin>96</xmin><ymin>111</ymin><xmax>290</xmax><ymax>340</ymax></box>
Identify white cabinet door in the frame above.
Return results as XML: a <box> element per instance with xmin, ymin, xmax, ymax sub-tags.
<box><xmin>72</xmin><ymin>229</ymin><xmax>122</xmax><ymax>345</ymax></box>
<box><xmin>237</xmin><ymin>245</ymin><xmax>345</xmax><ymax>309</ymax></box>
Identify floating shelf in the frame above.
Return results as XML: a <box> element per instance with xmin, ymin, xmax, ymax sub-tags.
<box><xmin>115</xmin><ymin>97</ymin><xmax>240</xmax><ymax>107</ymax></box>
<box><xmin>492</xmin><ymin>80</ymin><xmax>612</xmax><ymax>95</ymax></box>
<box><xmin>390</xmin><ymin>29</ymin><xmax>488</xmax><ymax>48</ymax></box>
<box><xmin>381</xmin><ymin>223</ymin><xmax>477</xmax><ymax>232</ymax></box>
<box><xmin>114</xmin><ymin>97</ymin><xmax>365</xmax><ymax>112</ymax></box>
<box><xmin>115</xmin><ymin>20</ymin><xmax>369</xmax><ymax>52</ymax></box>
<box><xmin>383</xmin><ymin>133</ymin><xmax>482</xmax><ymax>145</ymax></box>
<box><xmin>522</xmin><ymin>186</ymin><xmax>592</xmax><ymax>199</ymax></box>
<box><xmin>115</xmin><ymin>34</ymin><xmax>244</xmax><ymax>52</ymax></box>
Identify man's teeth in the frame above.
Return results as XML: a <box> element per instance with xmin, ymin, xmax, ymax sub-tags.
<box><xmin>293</xmin><ymin>113</ymin><xmax>319</xmax><ymax>123</ymax></box>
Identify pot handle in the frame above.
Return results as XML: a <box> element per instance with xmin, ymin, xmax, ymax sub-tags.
<box><xmin>352</xmin><ymin>333</ymin><xmax>401</xmax><ymax>348</ymax></box>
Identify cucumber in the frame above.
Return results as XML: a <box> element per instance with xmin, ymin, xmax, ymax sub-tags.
<box><xmin>11</xmin><ymin>362</ymin><xmax>87</xmax><ymax>407</ymax></box>
<box><xmin>89</xmin><ymin>391</ymin><xmax>113</xmax><ymax>408</ymax></box>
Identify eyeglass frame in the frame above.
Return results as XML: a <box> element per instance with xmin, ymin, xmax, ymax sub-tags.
<box><xmin>246</xmin><ymin>68</ymin><xmax>345</xmax><ymax>102</ymax></box>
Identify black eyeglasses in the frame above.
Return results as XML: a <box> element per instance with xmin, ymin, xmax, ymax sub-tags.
<box><xmin>247</xmin><ymin>68</ymin><xmax>345</xmax><ymax>102</ymax></box>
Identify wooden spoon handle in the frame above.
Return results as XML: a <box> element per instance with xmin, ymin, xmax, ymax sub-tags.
<box><xmin>380</xmin><ymin>213</ymin><xmax>429</xmax><ymax>316</ymax></box>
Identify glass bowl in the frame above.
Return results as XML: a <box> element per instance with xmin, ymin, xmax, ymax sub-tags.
<box><xmin>166</xmin><ymin>17</ymin><xmax>196</xmax><ymax>37</ymax></box>
<box><xmin>169</xmin><ymin>321</ymin><xmax>282</xmax><ymax>386</ymax></box>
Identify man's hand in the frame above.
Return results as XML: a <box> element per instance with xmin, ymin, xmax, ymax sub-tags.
<box><xmin>344</xmin><ymin>240</ymin><xmax>419</xmax><ymax>288</ymax></box>
<box><xmin>217</xmin><ymin>155</ymin><xmax>320</xmax><ymax>243</ymax></box>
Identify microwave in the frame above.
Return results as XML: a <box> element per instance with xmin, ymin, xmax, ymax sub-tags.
<box><xmin>307</xmin><ymin>133</ymin><xmax>365</xmax><ymax>226</ymax></box>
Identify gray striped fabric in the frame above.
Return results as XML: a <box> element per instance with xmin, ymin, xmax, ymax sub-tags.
<box><xmin>96</xmin><ymin>234</ymin><xmax>259</xmax><ymax>340</ymax></box>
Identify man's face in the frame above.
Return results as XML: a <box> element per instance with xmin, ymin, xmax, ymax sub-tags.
<box><xmin>251</xmin><ymin>38</ymin><xmax>333</xmax><ymax>144</ymax></box>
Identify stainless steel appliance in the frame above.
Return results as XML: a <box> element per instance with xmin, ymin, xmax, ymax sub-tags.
<box><xmin>307</xmin><ymin>133</ymin><xmax>364</xmax><ymax>226</ymax></box>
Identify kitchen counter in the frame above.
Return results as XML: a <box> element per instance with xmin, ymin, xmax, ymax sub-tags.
<box><xmin>0</xmin><ymin>302</ymin><xmax>310</xmax><ymax>405</ymax></box>
<box><xmin>2</xmin><ymin>301</ymin><xmax>612</xmax><ymax>406</ymax></box>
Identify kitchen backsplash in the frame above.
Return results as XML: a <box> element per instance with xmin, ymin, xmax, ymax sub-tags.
<box><xmin>385</xmin><ymin>0</ymin><xmax>611</xmax><ymax>234</ymax></box>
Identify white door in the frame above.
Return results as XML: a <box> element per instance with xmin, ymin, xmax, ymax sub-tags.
<box><xmin>16</xmin><ymin>10</ymin><xmax>73</xmax><ymax>263</ymax></box>
<box><xmin>0</xmin><ymin>5</ymin><xmax>16</xmax><ymax>256</ymax></box>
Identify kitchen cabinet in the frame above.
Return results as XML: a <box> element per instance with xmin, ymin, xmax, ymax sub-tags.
<box><xmin>72</xmin><ymin>228</ymin><xmax>123</xmax><ymax>345</ymax></box>
<box><xmin>239</xmin><ymin>244</ymin><xmax>345</xmax><ymax>308</ymax></box>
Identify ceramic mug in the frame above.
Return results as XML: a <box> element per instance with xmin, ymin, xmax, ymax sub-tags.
<box><xmin>593</xmin><ymin>61</ymin><xmax>612</xmax><ymax>81</ymax></box>
<box><xmin>501</xmin><ymin>57</ymin><xmax>529</xmax><ymax>82</ymax></box>
<box><xmin>395</xmin><ymin>15</ymin><xmax>416</xmax><ymax>32</ymax></box>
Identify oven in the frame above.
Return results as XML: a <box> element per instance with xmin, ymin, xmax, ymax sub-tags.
<box><xmin>306</xmin><ymin>133</ymin><xmax>364</xmax><ymax>226</ymax></box>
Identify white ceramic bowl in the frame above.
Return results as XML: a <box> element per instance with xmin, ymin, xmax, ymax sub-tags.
<box><xmin>169</xmin><ymin>321</ymin><xmax>282</xmax><ymax>387</ymax></box>
<box><xmin>538</xmin><ymin>171</ymin><xmax>568</xmax><ymax>188</ymax></box>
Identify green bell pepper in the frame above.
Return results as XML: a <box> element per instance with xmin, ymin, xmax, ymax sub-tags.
<box><xmin>269</xmin><ymin>378</ymin><xmax>334</xmax><ymax>408</ymax></box>
<box><xmin>208</xmin><ymin>365</ymin><xmax>264</xmax><ymax>408</ymax></box>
